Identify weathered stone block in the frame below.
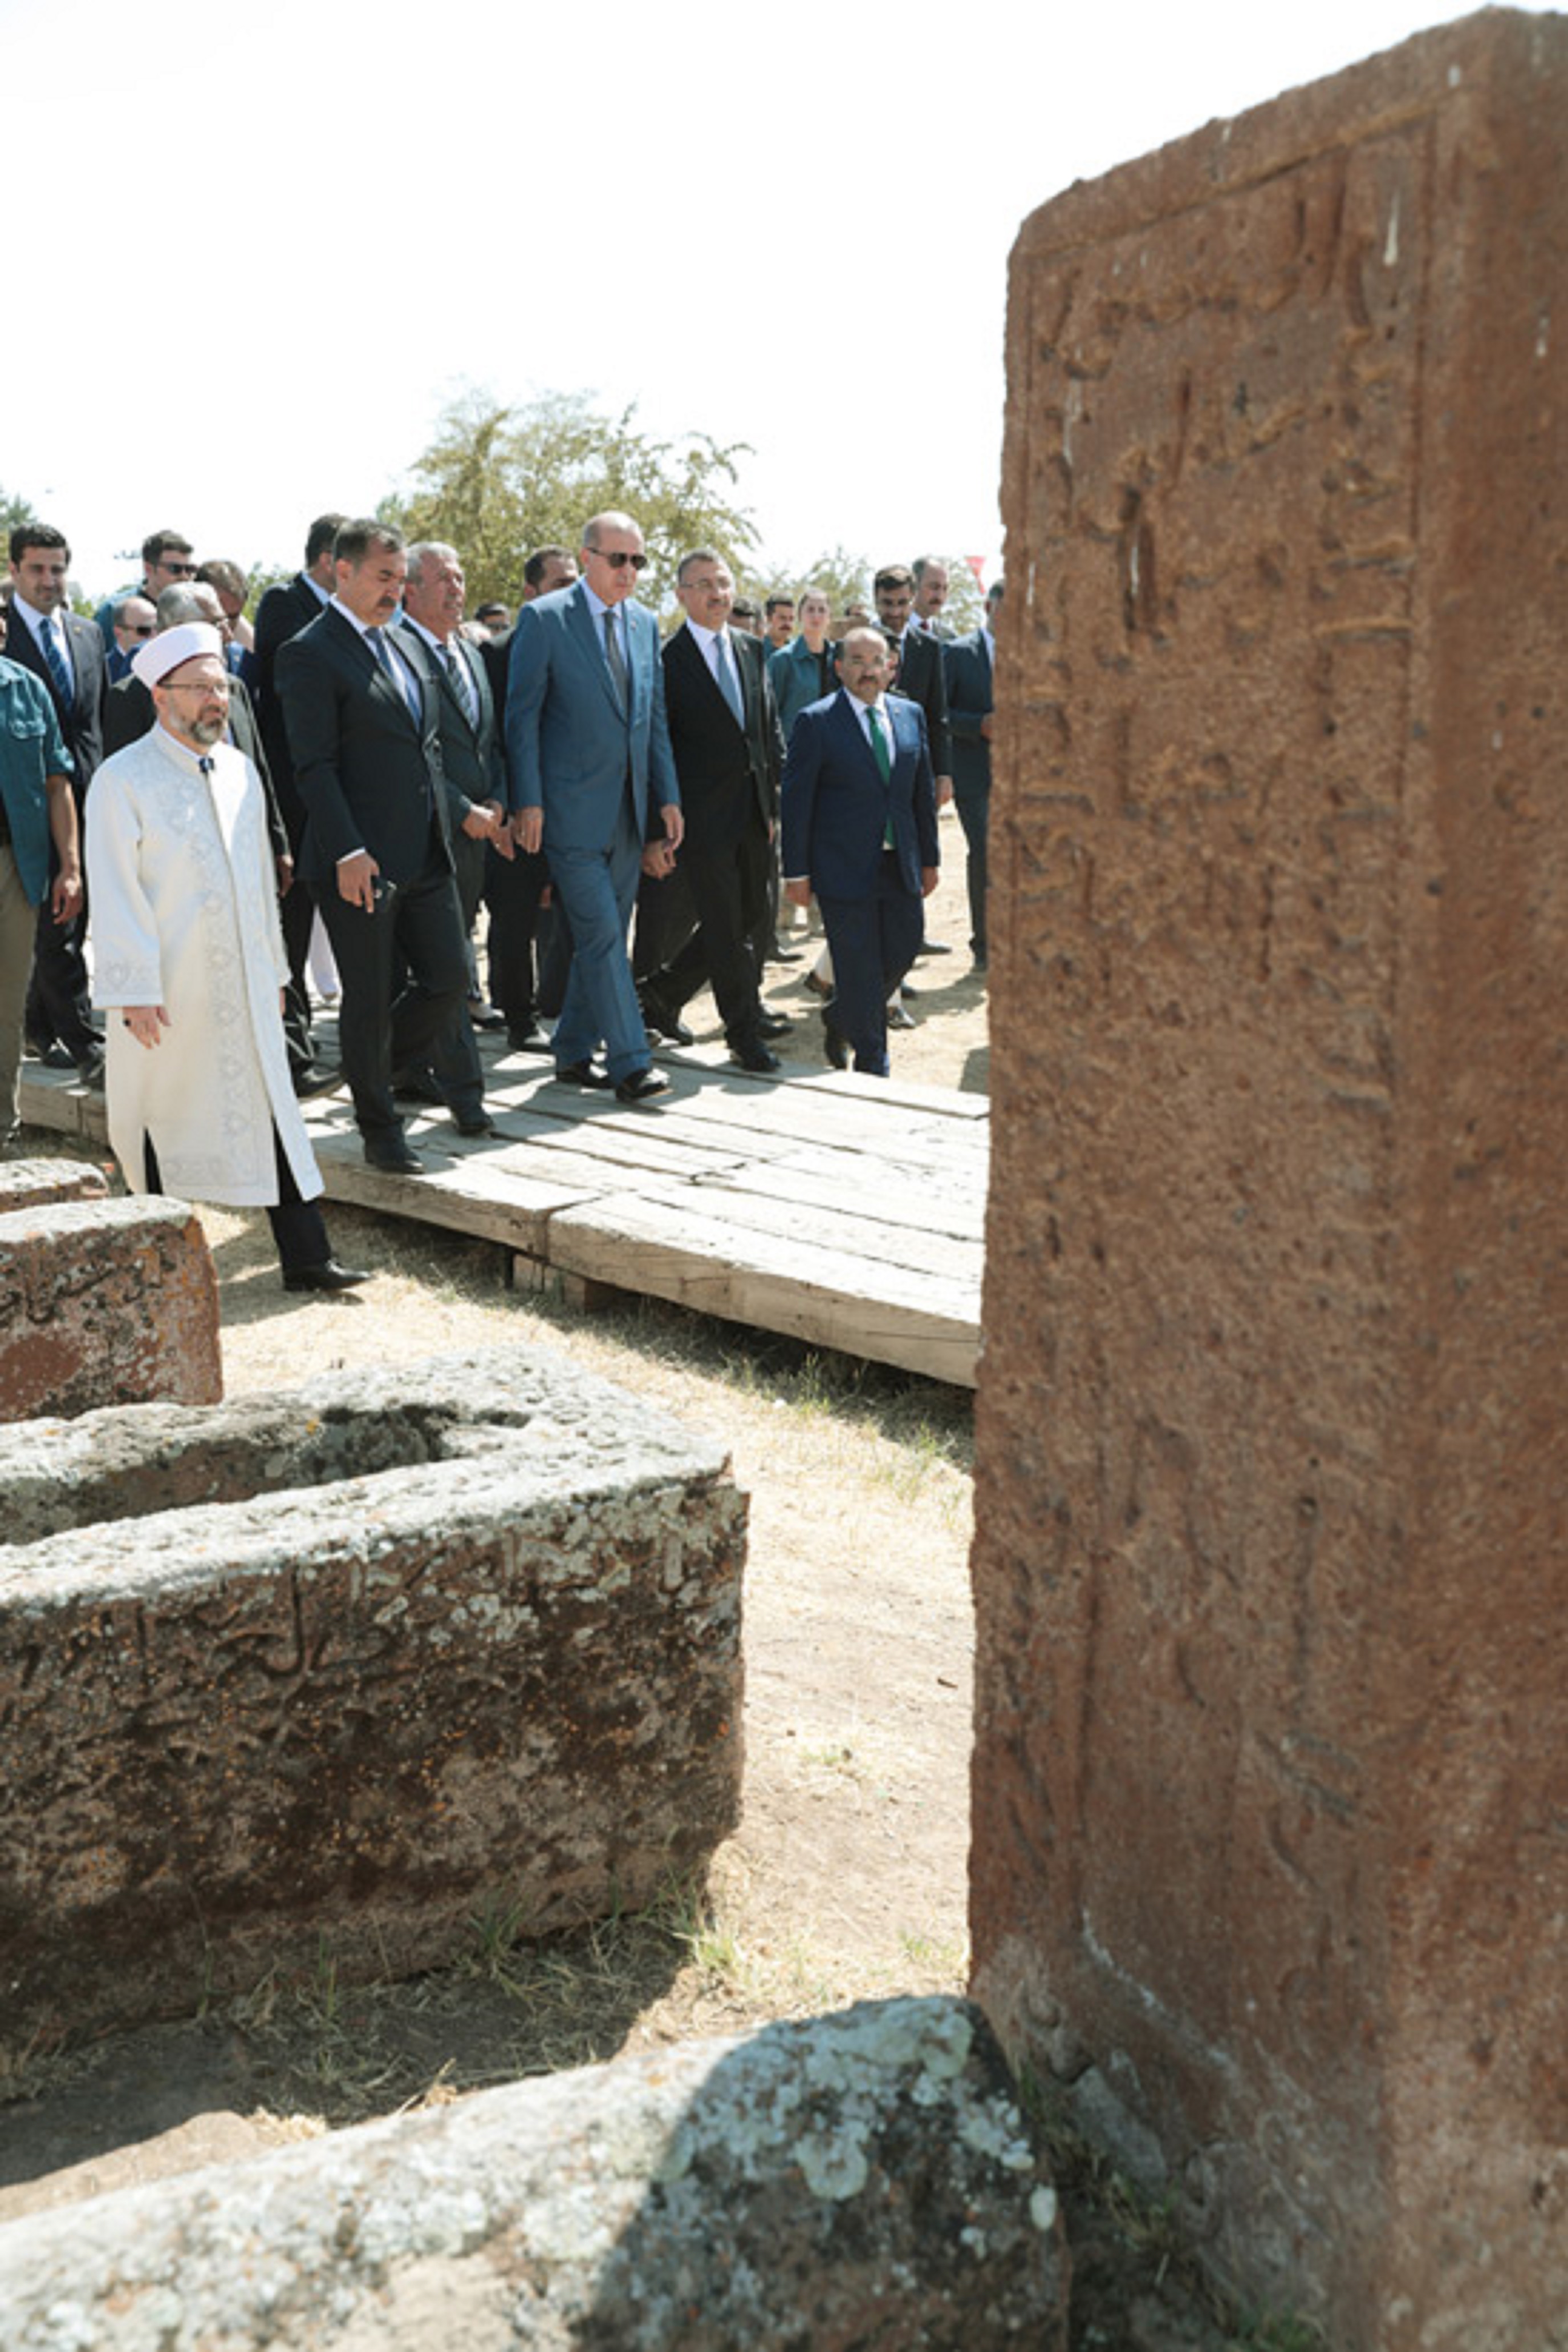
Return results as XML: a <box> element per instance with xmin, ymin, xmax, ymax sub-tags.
<box><xmin>0</xmin><ymin>1191</ymin><xmax>220</xmax><ymax>1421</ymax></box>
<box><xmin>0</xmin><ymin>1997</ymin><xmax>1068</xmax><ymax>2350</ymax></box>
<box><xmin>0</xmin><ymin>1155</ymin><xmax>106</xmax><ymax>1215</ymax></box>
<box><xmin>0</xmin><ymin>1349</ymin><xmax>745</xmax><ymax>2038</ymax></box>
<box><xmin>973</xmin><ymin>14</ymin><xmax>1568</xmax><ymax>2349</ymax></box>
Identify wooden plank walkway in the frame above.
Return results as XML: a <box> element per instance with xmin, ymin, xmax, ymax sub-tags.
<box><xmin>18</xmin><ymin>1032</ymin><xmax>986</xmax><ymax>1386</ymax></box>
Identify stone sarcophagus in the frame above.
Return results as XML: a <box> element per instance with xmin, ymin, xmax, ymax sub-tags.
<box><xmin>0</xmin><ymin>1348</ymin><xmax>745</xmax><ymax>2041</ymax></box>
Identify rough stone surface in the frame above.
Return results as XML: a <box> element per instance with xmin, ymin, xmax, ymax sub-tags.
<box><xmin>0</xmin><ymin>1191</ymin><xmax>220</xmax><ymax>1421</ymax></box>
<box><xmin>0</xmin><ymin>1997</ymin><xmax>1069</xmax><ymax>2350</ymax></box>
<box><xmin>972</xmin><ymin>15</ymin><xmax>1568</xmax><ymax>2350</ymax></box>
<box><xmin>0</xmin><ymin>1155</ymin><xmax>107</xmax><ymax>1215</ymax></box>
<box><xmin>0</xmin><ymin>1348</ymin><xmax>745</xmax><ymax>2039</ymax></box>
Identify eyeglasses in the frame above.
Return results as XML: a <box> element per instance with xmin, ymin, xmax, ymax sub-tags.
<box><xmin>124</xmin><ymin>623</ymin><xmax>156</xmax><ymax>639</ymax></box>
<box><xmin>591</xmin><ymin>549</ymin><xmax>648</xmax><ymax>572</ymax></box>
<box><xmin>161</xmin><ymin>562</ymin><xmax>199</xmax><ymax>578</ymax></box>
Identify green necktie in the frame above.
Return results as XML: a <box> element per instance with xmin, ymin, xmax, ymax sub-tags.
<box><xmin>867</xmin><ymin>706</ymin><xmax>895</xmax><ymax>847</ymax></box>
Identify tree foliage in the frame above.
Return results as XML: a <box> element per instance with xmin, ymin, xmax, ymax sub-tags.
<box><xmin>393</xmin><ymin>390</ymin><xmax>758</xmax><ymax>612</ymax></box>
<box><xmin>0</xmin><ymin>481</ymin><xmax>37</xmax><ymax>550</ymax></box>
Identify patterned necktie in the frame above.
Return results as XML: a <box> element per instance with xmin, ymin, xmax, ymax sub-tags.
<box><xmin>603</xmin><ymin>608</ymin><xmax>629</xmax><ymax>713</ymax></box>
<box><xmin>40</xmin><ymin>615</ymin><xmax>72</xmax><ymax>708</ymax></box>
<box><xmin>444</xmin><ymin>641</ymin><xmax>476</xmax><ymax>726</ymax></box>
<box><xmin>713</xmin><ymin>631</ymin><xmax>744</xmax><ymax>726</ymax></box>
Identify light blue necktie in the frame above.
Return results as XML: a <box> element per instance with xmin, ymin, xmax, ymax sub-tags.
<box><xmin>713</xmin><ymin>632</ymin><xmax>744</xmax><ymax>726</ymax></box>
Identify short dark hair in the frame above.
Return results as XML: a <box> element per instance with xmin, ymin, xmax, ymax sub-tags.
<box><xmin>305</xmin><ymin>512</ymin><xmax>348</xmax><ymax>567</ymax></box>
<box><xmin>730</xmin><ymin>598</ymin><xmax>762</xmax><ymax>624</ymax></box>
<box><xmin>196</xmin><ymin>557</ymin><xmax>247</xmax><ymax>602</ymax></box>
<box><xmin>676</xmin><ymin>547</ymin><xmax>724</xmax><ymax>586</ymax></box>
<box><xmin>987</xmin><ymin>579</ymin><xmax>1005</xmax><ymax>605</ymax></box>
<box><xmin>334</xmin><ymin>518</ymin><xmax>405</xmax><ymax>567</ymax></box>
<box><xmin>523</xmin><ymin>545</ymin><xmax>573</xmax><ymax>591</ymax></box>
<box><xmin>764</xmin><ymin>592</ymin><xmax>795</xmax><ymax>616</ymax></box>
<box><xmin>141</xmin><ymin>528</ymin><xmax>193</xmax><ymax>567</ymax></box>
<box><xmin>474</xmin><ymin>600</ymin><xmax>510</xmax><ymax>625</ymax></box>
<box><xmin>874</xmin><ymin>564</ymin><xmax>915</xmax><ymax>595</ymax></box>
<box><xmin>9</xmin><ymin>521</ymin><xmax>69</xmax><ymax>567</ymax></box>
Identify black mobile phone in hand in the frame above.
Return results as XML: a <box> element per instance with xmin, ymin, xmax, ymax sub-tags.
<box><xmin>370</xmin><ymin>875</ymin><xmax>397</xmax><ymax>909</ymax></box>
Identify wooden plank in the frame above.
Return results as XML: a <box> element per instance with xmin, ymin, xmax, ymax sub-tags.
<box><xmin>312</xmin><ymin>1134</ymin><xmax>595</xmax><ymax>1250</ymax></box>
<box><xmin>547</xmin><ymin>1192</ymin><xmax>978</xmax><ymax>1386</ymax></box>
<box><xmin>624</xmin><ymin>1170</ymin><xmax>984</xmax><ymax>1281</ymax></box>
<box><xmin>662</xmin><ymin>1042</ymin><xmax>990</xmax><ymax>1120</ymax></box>
<box><xmin>681</xmin><ymin>1154</ymin><xmax>987</xmax><ymax>1248</ymax></box>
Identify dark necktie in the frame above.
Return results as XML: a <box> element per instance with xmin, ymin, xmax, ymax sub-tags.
<box><xmin>603</xmin><ymin>608</ymin><xmax>629</xmax><ymax>713</ymax></box>
<box><xmin>367</xmin><ymin>627</ymin><xmax>420</xmax><ymax>725</ymax></box>
<box><xmin>40</xmin><ymin>616</ymin><xmax>72</xmax><ymax>708</ymax></box>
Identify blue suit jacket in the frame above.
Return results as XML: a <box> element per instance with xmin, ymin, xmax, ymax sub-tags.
<box><xmin>780</xmin><ymin>689</ymin><xmax>939</xmax><ymax>903</ymax></box>
<box><xmin>504</xmin><ymin>580</ymin><xmax>677</xmax><ymax>853</ymax></box>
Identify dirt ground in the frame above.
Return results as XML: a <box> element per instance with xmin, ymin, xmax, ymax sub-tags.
<box><xmin>0</xmin><ymin>820</ymin><xmax>1272</xmax><ymax>2346</ymax></box>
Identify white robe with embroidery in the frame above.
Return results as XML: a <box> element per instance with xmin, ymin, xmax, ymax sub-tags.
<box><xmin>86</xmin><ymin>724</ymin><xmax>323</xmax><ymax>1206</ymax></box>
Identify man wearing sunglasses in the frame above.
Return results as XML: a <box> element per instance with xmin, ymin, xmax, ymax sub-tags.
<box><xmin>505</xmin><ymin>510</ymin><xmax>682</xmax><ymax>1103</ymax></box>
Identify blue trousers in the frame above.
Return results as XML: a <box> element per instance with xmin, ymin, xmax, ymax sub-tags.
<box><xmin>546</xmin><ymin>795</ymin><xmax>651</xmax><ymax>1082</ymax></box>
<box><xmin>817</xmin><ymin>855</ymin><xmax>925</xmax><ymax>1077</ymax></box>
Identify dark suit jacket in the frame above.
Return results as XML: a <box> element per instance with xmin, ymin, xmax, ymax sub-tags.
<box><xmin>101</xmin><ymin>671</ymin><xmax>289</xmax><ymax>865</ymax></box>
<box><xmin>661</xmin><ymin>624</ymin><xmax>784</xmax><ymax>851</ymax></box>
<box><xmin>397</xmin><ymin>620</ymin><xmax>506</xmax><ymax>911</ymax></box>
<box><xmin>275</xmin><ymin>604</ymin><xmax>457</xmax><ymax>890</ymax></box>
<box><xmin>943</xmin><ymin>627</ymin><xmax>994</xmax><ymax>797</ymax></box>
<box><xmin>781</xmin><ymin>689</ymin><xmax>939</xmax><ymax>902</ymax></box>
<box><xmin>888</xmin><ymin>624</ymin><xmax>951</xmax><ymax>780</ymax></box>
<box><xmin>5</xmin><ymin>605</ymin><xmax>105</xmax><ymax>790</ymax></box>
<box><xmin>253</xmin><ymin>572</ymin><xmax>328</xmax><ymax>844</ymax></box>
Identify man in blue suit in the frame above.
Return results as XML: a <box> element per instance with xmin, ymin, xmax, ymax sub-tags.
<box><xmin>781</xmin><ymin>627</ymin><xmax>939</xmax><ymax>1077</ymax></box>
<box><xmin>506</xmin><ymin>510</ymin><xmax>682</xmax><ymax>1103</ymax></box>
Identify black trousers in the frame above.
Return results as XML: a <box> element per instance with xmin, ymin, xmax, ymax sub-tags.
<box><xmin>144</xmin><ymin>1129</ymin><xmax>330</xmax><ymax>1275</ymax></box>
<box><xmin>316</xmin><ymin>846</ymin><xmax>468</xmax><ymax>1143</ymax></box>
<box><xmin>643</xmin><ymin>817</ymin><xmax>771</xmax><ymax>1047</ymax></box>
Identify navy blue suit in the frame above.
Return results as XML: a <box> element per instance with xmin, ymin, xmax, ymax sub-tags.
<box><xmin>505</xmin><ymin>580</ymin><xmax>678</xmax><ymax>1080</ymax></box>
<box><xmin>781</xmin><ymin>689</ymin><xmax>939</xmax><ymax>1075</ymax></box>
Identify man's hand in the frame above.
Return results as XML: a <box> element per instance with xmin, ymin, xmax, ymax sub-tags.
<box><xmin>660</xmin><ymin>802</ymin><xmax>684</xmax><ymax>850</ymax></box>
<box><xmin>337</xmin><ymin>850</ymin><xmax>380</xmax><ymax>911</ymax></box>
<box><xmin>461</xmin><ymin>799</ymin><xmax>505</xmax><ymax>842</ymax></box>
<box><xmin>121</xmin><ymin>1005</ymin><xmax>170</xmax><ymax>1049</ymax></box>
<box><xmin>514</xmin><ymin>806</ymin><xmax>543</xmax><ymax>855</ymax></box>
<box><xmin>50</xmin><ymin>866</ymin><xmax>83</xmax><ymax>923</ymax></box>
<box><xmin>786</xmin><ymin>878</ymin><xmax>813</xmax><ymax>909</ymax></box>
<box><xmin>277</xmin><ymin>852</ymin><xmax>296</xmax><ymax>895</ymax></box>
<box><xmin>921</xmin><ymin>866</ymin><xmax>939</xmax><ymax>898</ymax></box>
<box><xmin>980</xmin><ymin>714</ymin><xmax>994</xmax><ymax>741</ymax></box>
<box><xmin>641</xmin><ymin>838</ymin><xmax>676</xmax><ymax>879</ymax></box>
<box><xmin>935</xmin><ymin>774</ymin><xmax>954</xmax><ymax>809</ymax></box>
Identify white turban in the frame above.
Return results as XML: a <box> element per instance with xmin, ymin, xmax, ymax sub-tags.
<box><xmin>132</xmin><ymin>623</ymin><xmax>224</xmax><ymax>689</ymax></box>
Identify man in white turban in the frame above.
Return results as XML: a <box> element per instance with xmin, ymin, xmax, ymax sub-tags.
<box><xmin>86</xmin><ymin>624</ymin><xmax>368</xmax><ymax>1293</ymax></box>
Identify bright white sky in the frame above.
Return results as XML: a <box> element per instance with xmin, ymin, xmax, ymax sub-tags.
<box><xmin>7</xmin><ymin>0</ymin><xmax>1537</xmax><ymax>602</ymax></box>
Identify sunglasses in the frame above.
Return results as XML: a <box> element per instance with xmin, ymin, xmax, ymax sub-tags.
<box><xmin>594</xmin><ymin>549</ymin><xmax>648</xmax><ymax>572</ymax></box>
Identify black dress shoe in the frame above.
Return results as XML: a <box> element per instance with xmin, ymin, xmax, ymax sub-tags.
<box><xmin>76</xmin><ymin>1050</ymin><xmax>105</xmax><ymax>1090</ymax></box>
<box><xmin>757</xmin><ymin>1010</ymin><xmax>793</xmax><ymax>1038</ymax></box>
<box><xmin>29</xmin><ymin>1041</ymin><xmax>76</xmax><ymax>1070</ymax></box>
<box><xmin>364</xmin><ymin>1135</ymin><xmax>425</xmax><ymax>1175</ymax></box>
<box><xmin>887</xmin><ymin>1003</ymin><xmax>917</xmax><ymax>1031</ymax></box>
<box><xmin>454</xmin><ymin>1109</ymin><xmax>497</xmax><ymax>1137</ymax></box>
<box><xmin>916</xmin><ymin>939</ymin><xmax>953</xmax><ymax>957</ymax></box>
<box><xmin>283</xmin><ymin>1258</ymin><xmax>372</xmax><ymax>1294</ymax></box>
<box><xmin>803</xmin><ymin>970</ymin><xmax>833</xmax><ymax>1000</ymax></box>
<box><xmin>823</xmin><ymin>1026</ymin><xmax>849</xmax><ymax>1071</ymax></box>
<box><xmin>730</xmin><ymin>1040</ymin><xmax>781</xmax><ymax>1073</ymax></box>
<box><xmin>468</xmin><ymin>1000</ymin><xmax>506</xmax><ymax>1030</ymax></box>
<box><xmin>507</xmin><ymin>1021</ymin><xmax>549</xmax><ymax>1050</ymax></box>
<box><xmin>554</xmin><ymin>1061</ymin><xmax>612</xmax><ymax>1089</ymax></box>
<box><xmin>640</xmin><ymin>995</ymin><xmax>695</xmax><ymax>1047</ymax></box>
<box><xmin>615</xmin><ymin>1067</ymin><xmax>670</xmax><ymax>1103</ymax></box>
<box><xmin>293</xmin><ymin>1062</ymin><xmax>344</xmax><ymax>1099</ymax></box>
<box><xmin>769</xmin><ymin>941</ymin><xmax>804</xmax><ymax>963</ymax></box>
<box><xmin>392</xmin><ymin>1068</ymin><xmax>445</xmax><ymax>1105</ymax></box>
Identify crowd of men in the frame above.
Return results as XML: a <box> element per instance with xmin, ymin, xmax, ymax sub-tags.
<box><xmin>0</xmin><ymin>510</ymin><xmax>1001</xmax><ymax>1232</ymax></box>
